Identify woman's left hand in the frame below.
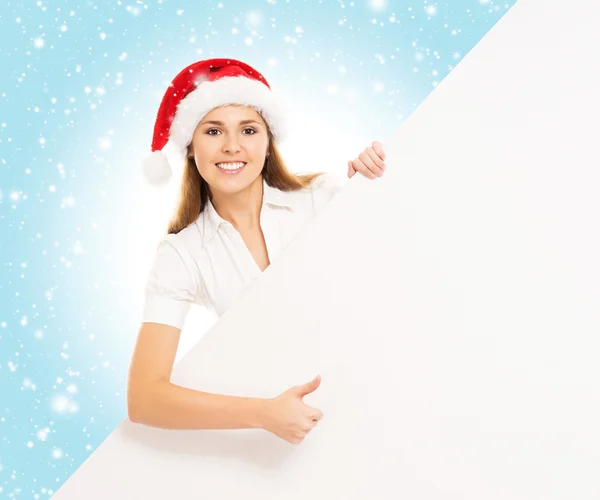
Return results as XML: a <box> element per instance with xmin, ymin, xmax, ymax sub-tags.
<box><xmin>347</xmin><ymin>141</ymin><xmax>386</xmax><ymax>179</ymax></box>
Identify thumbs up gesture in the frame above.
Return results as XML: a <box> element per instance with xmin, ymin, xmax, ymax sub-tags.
<box><xmin>262</xmin><ymin>375</ymin><xmax>324</xmax><ymax>444</ymax></box>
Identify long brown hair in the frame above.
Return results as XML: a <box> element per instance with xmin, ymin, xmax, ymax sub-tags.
<box><xmin>167</xmin><ymin>124</ymin><xmax>324</xmax><ymax>235</ymax></box>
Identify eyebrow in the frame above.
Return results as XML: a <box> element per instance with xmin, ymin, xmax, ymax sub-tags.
<box><xmin>200</xmin><ymin>119</ymin><xmax>262</xmax><ymax>126</ymax></box>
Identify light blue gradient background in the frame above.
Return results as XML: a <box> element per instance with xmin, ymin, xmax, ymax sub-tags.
<box><xmin>0</xmin><ymin>0</ymin><xmax>515</xmax><ymax>497</ymax></box>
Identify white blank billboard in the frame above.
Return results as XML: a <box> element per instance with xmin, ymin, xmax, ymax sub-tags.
<box><xmin>54</xmin><ymin>0</ymin><xmax>600</xmax><ymax>497</ymax></box>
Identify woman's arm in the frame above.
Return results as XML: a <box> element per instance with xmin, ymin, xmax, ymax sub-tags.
<box><xmin>127</xmin><ymin>322</ymin><xmax>268</xmax><ymax>430</ymax></box>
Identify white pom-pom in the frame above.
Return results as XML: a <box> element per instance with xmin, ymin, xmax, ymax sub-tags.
<box><xmin>141</xmin><ymin>150</ymin><xmax>172</xmax><ymax>186</ymax></box>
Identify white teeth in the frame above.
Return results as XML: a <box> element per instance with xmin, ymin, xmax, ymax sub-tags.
<box><xmin>216</xmin><ymin>162</ymin><xmax>245</xmax><ymax>170</ymax></box>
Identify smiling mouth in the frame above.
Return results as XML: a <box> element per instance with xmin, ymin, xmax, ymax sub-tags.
<box><xmin>215</xmin><ymin>162</ymin><xmax>247</xmax><ymax>173</ymax></box>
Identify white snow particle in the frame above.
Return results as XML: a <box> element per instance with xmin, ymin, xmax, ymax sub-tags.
<box><xmin>126</xmin><ymin>5</ymin><xmax>141</xmax><ymax>16</ymax></box>
<box><xmin>246</xmin><ymin>11</ymin><xmax>262</xmax><ymax>26</ymax></box>
<box><xmin>60</xmin><ymin>195</ymin><xmax>75</xmax><ymax>208</ymax></box>
<box><xmin>52</xmin><ymin>395</ymin><xmax>69</xmax><ymax>413</ymax></box>
<box><xmin>373</xmin><ymin>81</ymin><xmax>385</xmax><ymax>92</ymax></box>
<box><xmin>98</xmin><ymin>136</ymin><xmax>111</xmax><ymax>149</ymax></box>
<box><xmin>22</xmin><ymin>378</ymin><xmax>36</xmax><ymax>390</ymax></box>
<box><xmin>369</xmin><ymin>0</ymin><xmax>387</xmax><ymax>10</ymax></box>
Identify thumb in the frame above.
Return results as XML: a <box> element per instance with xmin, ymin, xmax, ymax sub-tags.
<box><xmin>295</xmin><ymin>375</ymin><xmax>321</xmax><ymax>397</ymax></box>
<box><xmin>347</xmin><ymin>160</ymin><xmax>356</xmax><ymax>178</ymax></box>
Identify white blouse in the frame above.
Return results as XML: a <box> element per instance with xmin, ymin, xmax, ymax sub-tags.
<box><xmin>141</xmin><ymin>172</ymin><xmax>347</xmax><ymax>329</ymax></box>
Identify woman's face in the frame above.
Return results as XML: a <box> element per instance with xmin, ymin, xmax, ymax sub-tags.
<box><xmin>188</xmin><ymin>105</ymin><xmax>270</xmax><ymax>197</ymax></box>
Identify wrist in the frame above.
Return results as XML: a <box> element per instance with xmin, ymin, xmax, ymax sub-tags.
<box><xmin>250</xmin><ymin>397</ymin><xmax>274</xmax><ymax>430</ymax></box>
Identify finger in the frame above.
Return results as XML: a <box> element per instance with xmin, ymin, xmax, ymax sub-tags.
<box><xmin>296</xmin><ymin>374</ymin><xmax>321</xmax><ymax>397</ymax></box>
<box><xmin>357</xmin><ymin>152</ymin><xmax>383</xmax><ymax>178</ymax></box>
<box><xmin>372</xmin><ymin>140</ymin><xmax>385</xmax><ymax>161</ymax></box>
<box><xmin>305</xmin><ymin>419</ymin><xmax>319</xmax><ymax>436</ymax></box>
<box><xmin>347</xmin><ymin>159</ymin><xmax>356</xmax><ymax>179</ymax></box>
<box><xmin>352</xmin><ymin>159</ymin><xmax>376</xmax><ymax>179</ymax></box>
<box><xmin>308</xmin><ymin>408</ymin><xmax>324</xmax><ymax>421</ymax></box>
<box><xmin>302</xmin><ymin>421</ymin><xmax>316</xmax><ymax>432</ymax></box>
<box><xmin>365</xmin><ymin>146</ymin><xmax>385</xmax><ymax>169</ymax></box>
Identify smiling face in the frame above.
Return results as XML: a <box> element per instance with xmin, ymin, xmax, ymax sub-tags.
<box><xmin>188</xmin><ymin>104</ymin><xmax>270</xmax><ymax>198</ymax></box>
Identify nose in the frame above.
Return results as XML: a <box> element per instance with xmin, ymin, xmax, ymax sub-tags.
<box><xmin>222</xmin><ymin>133</ymin><xmax>241</xmax><ymax>154</ymax></box>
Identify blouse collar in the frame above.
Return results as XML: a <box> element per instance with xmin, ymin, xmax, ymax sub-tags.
<box><xmin>198</xmin><ymin>177</ymin><xmax>303</xmax><ymax>242</ymax></box>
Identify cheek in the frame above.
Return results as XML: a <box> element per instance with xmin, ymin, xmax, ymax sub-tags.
<box><xmin>249</xmin><ymin>136</ymin><xmax>269</xmax><ymax>155</ymax></box>
<box><xmin>190</xmin><ymin>137</ymin><xmax>215</xmax><ymax>166</ymax></box>
<box><xmin>196</xmin><ymin>159</ymin><xmax>215</xmax><ymax>178</ymax></box>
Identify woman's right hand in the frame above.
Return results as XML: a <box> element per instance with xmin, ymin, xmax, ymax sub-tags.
<box><xmin>262</xmin><ymin>375</ymin><xmax>324</xmax><ymax>444</ymax></box>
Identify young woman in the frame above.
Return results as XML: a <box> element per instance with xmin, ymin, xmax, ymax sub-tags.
<box><xmin>128</xmin><ymin>58</ymin><xmax>387</xmax><ymax>445</ymax></box>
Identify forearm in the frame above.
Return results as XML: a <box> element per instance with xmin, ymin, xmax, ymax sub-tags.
<box><xmin>128</xmin><ymin>379</ymin><xmax>270</xmax><ymax>431</ymax></box>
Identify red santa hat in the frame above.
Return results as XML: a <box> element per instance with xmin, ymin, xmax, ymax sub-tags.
<box><xmin>141</xmin><ymin>57</ymin><xmax>286</xmax><ymax>186</ymax></box>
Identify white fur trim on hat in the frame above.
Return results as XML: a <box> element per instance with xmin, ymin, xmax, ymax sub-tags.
<box><xmin>169</xmin><ymin>75</ymin><xmax>287</xmax><ymax>151</ymax></box>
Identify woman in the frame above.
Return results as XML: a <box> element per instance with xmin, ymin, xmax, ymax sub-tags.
<box><xmin>128</xmin><ymin>58</ymin><xmax>386</xmax><ymax>445</ymax></box>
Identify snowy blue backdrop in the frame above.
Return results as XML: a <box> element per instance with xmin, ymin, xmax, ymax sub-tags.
<box><xmin>0</xmin><ymin>0</ymin><xmax>515</xmax><ymax>497</ymax></box>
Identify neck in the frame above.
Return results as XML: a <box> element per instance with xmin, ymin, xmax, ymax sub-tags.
<box><xmin>210</xmin><ymin>175</ymin><xmax>263</xmax><ymax>230</ymax></box>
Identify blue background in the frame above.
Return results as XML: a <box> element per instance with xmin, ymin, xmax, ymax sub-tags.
<box><xmin>0</xmin><ymin>0</ymin><xmax>515</xmax><ymax>497</ymax></box>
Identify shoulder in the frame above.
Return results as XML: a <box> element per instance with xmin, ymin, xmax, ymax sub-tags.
<box><xmin>307</xmin><ymin>172</ymin><xmax>348</xmax><ymax>209</ymax></box>
<box><xmin>163</xmin><ymin>216</ymin><xmax>207</xmax><ymax>256</ymax></box>
<box><xmin>150</xmin><ymin>232</ymin><xmax>196</xmax><ymax>281</ymax></box>
<box><xmin>143</xmin><ymin>231</ymin><xmax>201</xmax><ymax>329</ymax></box>
<box><xmin>309</xmin><ymin>171</ymin><xmax>348</xmax><ymax>192</ymax></box>
<box><xmin>273</xmin><ymin>172</ymin><xmax>347</xmax><ymax>217</ymax></box>
<box><xmin>148</xmin><ymin>224</ymin><xmax>205</xmax><ymax>289</ymax></box>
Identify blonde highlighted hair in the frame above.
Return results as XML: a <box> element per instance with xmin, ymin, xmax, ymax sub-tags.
<box><xmin>167</xmin><ymin>123</ymin><xmax>324</xmax><ymax>235</ymax></box>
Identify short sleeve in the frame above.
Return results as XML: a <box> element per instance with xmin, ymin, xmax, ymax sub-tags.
<box><xmin>141</xmin><ymin>236</ymin><xmax>199</xmax><ymax>330</ymax></box>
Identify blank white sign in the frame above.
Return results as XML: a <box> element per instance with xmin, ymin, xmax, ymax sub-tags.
<box><xmin>54</xmin><ymin>0</ymin><xmax>600</xmax><ymax>497</ymax></box>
